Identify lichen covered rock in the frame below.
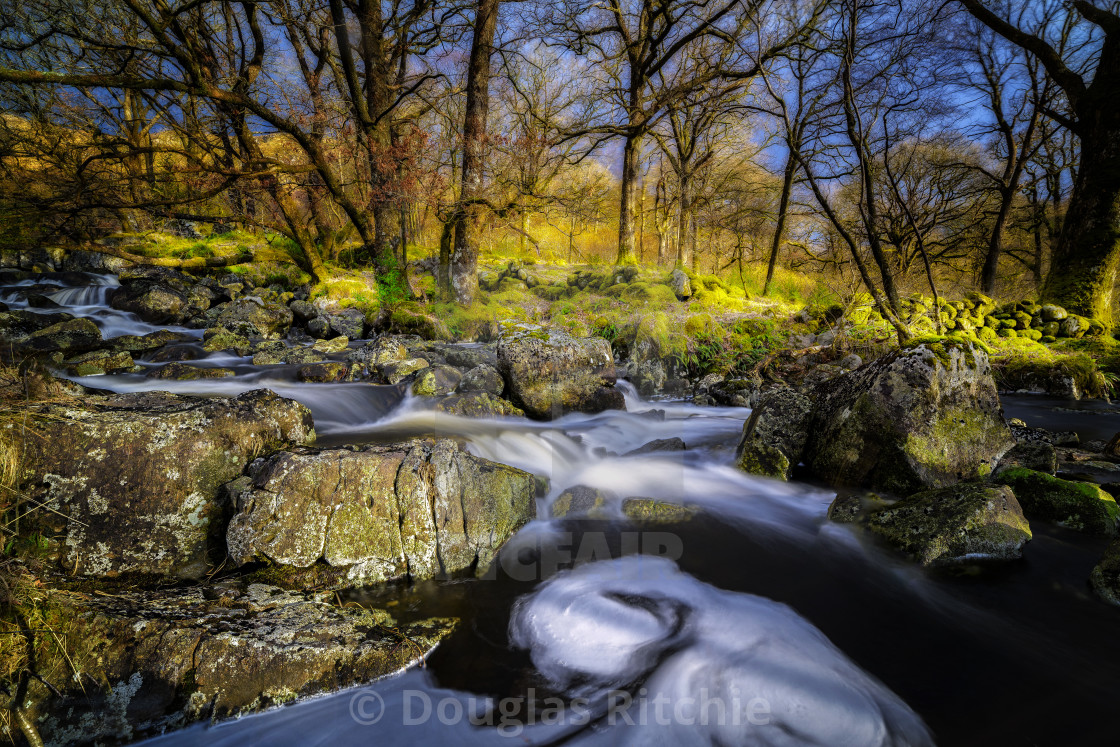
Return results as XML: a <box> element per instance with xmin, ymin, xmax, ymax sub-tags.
<box><xmin>8</xmin><ymin>389</ymin><xmax>314</xmax><ymax>579</ymax></box>
<box><xmin>31</xmin><ymin>583</ymin><xmax>454</xmax><ymax>745</ymax></box>
<box><xmin>225</xmin><ymin>439</ymin><xmax>535</xmax><ymax>586</ymax></box>
<box><xmin>805</xmin><ymin>342</ymin><xmax>1014</xmax><ymax>493</ymax></box>
<box><xmin>497</xmin><ymin>325</ymin><xmax>621</xmax><ymax>420</ymax></box>
<box><xmin>430</xmin><ymin>392</ymin><xmax>524</xmax><ymax>418</ymax></box>
<box><xmin>213</xmin><ymin>297</ymin><xmax>294</xmax><ymax>339</ymax></box>
<box><xmin>866</xmin><ymin>484</ymin><xmax>1031</xmax><ymax>566</ymax></box>
<box><xmin>735</xmin><ymin>388</ymin><xmax>813</xmax><ymax>480</ymax></box>
<box><xmin>994</xmin><ymin>468</ymin><xmax>1119</xmax><ymax>535</ymax></box>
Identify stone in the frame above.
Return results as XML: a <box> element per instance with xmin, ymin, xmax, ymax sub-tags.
<box><xmin>670</xmin><ymin>269</ymin><xmax>692</xmax><ymax>300</ymax></box>
<box><xmin>411</xmin><ymin>365</ymin><xmax>462</xmax><ymax>396</ymax></box>
<box><xmin>307</xmin><ymin>316</ymin><xmax>331</xmax><ymax>338</ymax></box>
<box><xmin>328</xmin><ymin>308</ymin><xmax>366</xmax><ymax>339</ymax></box>
<box><xmin>225</xmin><ymin>439</ymin><xmax>535</xmax><ymax>585</ymax></box>
<box><xmin>289</xmin><ymin>299</ymin><xmax>319</xmax><ymax>322</ymax></box>
<box><xmin>110</xmin><ymin>278</ymin><xmax>191</xmax><ymax>324</ymax></box>
<box><xmin>20</xmin><ymin>317</ymin><xmax>103</xmax><ymax>354</ymax></box>
<box><xmin>997</xmin><ymin>442</ymin><xmax>1058</xmax><ymax>475</ymax></box>
<box><xmin>736</xmin><ymin>389</ymin><xmax>813</xmax><ymax>480</ymax></box>
<box><xmin>866</xmin><ymin>484</ymin><xmax>1031</xmax><ymax>566</ymax></box>
<box><xmin>147</xmin><ymin>362</ymin><xmax>235</xmax><ymax>380</ymax></box>
<box><xmin>1039</xmin><ymin>304</ymin><xmax>1067</xmax><ymax>322</ymax></box>
<box><xmin>6</xmin><ymin>389</ymin><xmax>314</xmax><ymax>578</ymax></box>
<box><xmin>297</xmin><ymin>362</ymin><xmax>350</xmax><ymax>383</ymax></box>
<box><xmin>202</xmin><ymin>328</ymin><xmax>252</xmax><ymax>355</ymax></box>
<box><xmin>28</xmin><ymin>584</ymin><xmax>455</xmax><ymax>745</ymax></box>
<box><xmin>213</xmin><ymin>297</ymin><xmax>293</xmax><ymax>339</ymax></box>
<box><xmin>441</xmin><ymin>344</ymin><xmax>498</xmax><ymax>369</ymax></box>
<box><xmin>551</xmin><ymin>485</ymin><xmax>616</xmax><ymax>519</ymax></box>
<box><xmin>804</xmin><ymin>342</ymin><xmax>1014</xmax><ymax>494</ymax></box>
<box><xmin>994</xmin><ymin>468</ymin><xmax>1119</xmax><ymax>536</ymax></box>
<box><xmin>430</xmin><ymin>393</ymin><xmax>525</xmax><ymax>418</ymax></box>
<box><xmin>624</xmin><ymin>438</ymin><xmax>687</xmax><ymax>456</ymax></box>
<box><xmin>108</xmin><ymin>330</ymin><xmax>193</xmax><ymax>353</ymax></box>
<box><xmin>0</xmin><ymin>309</ymin><xmax>72</xmax><ymax>340</ymax></box>
<box><xmin>63</xmin><ymin>349</ymin><xmax>135</xmax><ymax>376</ymax></box>
<box><xmin>458</xmin><ymin>364</ymin><xmax>505</xmax><ymax>396</ymax></box>
<box><xmin>497</xmin><ymin>325</ymin><xmax>621</xmax><ymax>420</ymax></box>
<box><xmin>621</xmin><ymin>498</ymin><xmax>697</xmax><ymax>524</ymax></box>
<box><xmin>381</xmin><ymin>358</ymin><xmax>430</xmax><ymax>384</ymax></box>
<box><xmin>312</xmin><ymin>335</ymin><xmax>349</xmax><ymax>354</ymax></box>
<box><xmin>1090</xmin><ymin>539</ymin><xmax>1120</xmax><ymax>606</ymax></box>
<box><xmin>1106</xmin><ymin>432</ymin><xmax>1120</xmax><ymax>459</ymax></box>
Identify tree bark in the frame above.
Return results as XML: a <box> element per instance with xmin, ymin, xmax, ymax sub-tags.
<box><xmin>675</xmin><ymin>172</ymin><xmax>695</xmax><ymax>268</ymax></box>
<box><xmin>617</xmin><ymin>133</ymin><xmax>642</xmax><ymax>265</ymax></box>
<box><xmin>764</xmin><ymin>150</ymin><xmax>796</xmax><ymax>296</ymax></box>
<box><xmin>451</xmin><ymin>0</ymin><xmax>499</xmax><ymax>304</ymax></box>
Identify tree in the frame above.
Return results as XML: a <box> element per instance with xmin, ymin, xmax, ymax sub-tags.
<box><xmin>959</xmin><ymin>0</ymin><xmax>1120</xmax><ymax>325</ymax></box>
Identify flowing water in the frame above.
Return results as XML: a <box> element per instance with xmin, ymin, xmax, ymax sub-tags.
<box><xmin>7</xmin><ymin>272</ymin><xmax>1120</xmax><ymax>746</ymax></box>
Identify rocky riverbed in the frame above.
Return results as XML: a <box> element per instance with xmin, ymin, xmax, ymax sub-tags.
<box><xmin>2</xmin><ymin>258</ymin><xmax>1120</xmax><ymax>746</ymax></box>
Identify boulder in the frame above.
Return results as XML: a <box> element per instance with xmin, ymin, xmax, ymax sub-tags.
<box><xmin>430</xmin><ymin>392</ymin><xmax>525</xmax><ymax>418</ymax></box>
<box><xmin>412</xmin><ymin>365</ymin><xmax>461</xmax><ymax>396</ymax></box>
<box><xmin>29</xmin><ymin>584</ymin><xmax>454</xmax><ymax>745</ymax></box>
<box><xmin>20</xmin><ymin>317</ymin><xmax>103</xmax><ymax>354</ymax></box>
<box><xmin>621</xmin><ymin>498</ymin><xmax>697</xmax><ymax>524</ymax></box>
<box><xmin>458</xmin><ymin>364</ymin><xmax>505</xmax><ymax>396</ymax></box>
<box><xmin>202</xmin><ymin>328</ymin><xmax>252</xmax><ymax>355</ymax></box>
<box><xmin>1090</xmin><ymin>539</ymin><xmax>1120</xmax><ymax>606</ymax></box>
<box><xmin>289</xmin><ymin>299</ymin><xmax>319</xmax><ymax>322</ymax></box>
<box><xmin>994</xmin><ymin>468</ymin><xmax>1119</xmax><ymax>535</ymax></box>
<box><xmin>441</xmin><ymin>344</ymin><xmax>499</xmax><ymax>369</ymax></box>
<box><xmin>328</xmin><ymin>308</ymin><xmax>366</xmax><ymax>339</ymax></box>
<box><xmin>670</xmin><ymin>269</ymin><xmax>692</xmax><ymax>300</ymax></box>
<box><xmin>0</xmin><ymin>309</ymin><xmax>72</xmax><ymax>340</ymax></box>
<box><xmin>225</xmin><ymin>439</ymin><xmax>535</xmax><ymax>586</ymax></box>
<box><xmin>381</xmin><ymin>358</ymin><xmax>430</xmax><ymax>384</ymax></box>
<box><xmin>551</xmin><ymin>485</ymin><xmax>616</xmax><ymax>519</ymax></box>
<box><xmin>312</xmin><ymin>335</ymin><xmax>349</xmax><ymax>354</ymax></box>
<box><xmin>7</xmin><ymin>389</ymin><xmax>314</xmax><ymax>578</ymax></box>
<box><xmin>866</xmin><ymin>484</ymin><xmax>1031</xmax><ymax>566</ymax></box>
<box><xmin>147</xmin><ymin>362</ymin><xmax>235</xmax><ymax>380</ymax></box>
<box><xmin>804</xmin><ymin>342</ymin><xmax>1014</xmax><ymax>494</ymax></box>
<box><xmin>108</xmin><ymin>329</ymin><xmax>194</xmax><ymax>353</ymax></box>
<box><xmin>110</xmin><ymin>280</ymin><xmax>189</xmax><ymax>324</ymax></box>
<box><xmin>63</xmin><ymin>349</ymin><xmax>135</xmax><ymax>376</ymax></box>
<box><xmin>213</xmin><ymin>297</ymin><xmax>293</xmax><ymax>339</ymax></box>
<box><xmin>296</xmin><ymin>362</ymin><xmax>351</xmax><ymax>383</ymax></box>
<box><xmin>497</xmin><ymin>325</ymin><xmax>622</xmax><ymax>420</ymax></box>
<box><xmin>735</xmin><ymin>389</ymin><xmax>813</xmax><ymax>480</ymax></box>
<box><xmin>997</xmin><ymin>441</ymin><xmax>1058</xmax><ymax>475</ymax></box>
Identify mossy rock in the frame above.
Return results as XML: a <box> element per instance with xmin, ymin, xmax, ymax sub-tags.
<box><xmin>202</xmin><ymin>328</ymin><xmax>252</xmax><ymax>355</ymax></box>
<box><xmin>148</xmin><ymin>362</ymin><xmax>235</xmax><ymax>380</ymax></box>
<box><xmin>867</xmin><ymin>484</ymin><xmax>1031</xmax><ymax>566</ymax></box>
<box><xmin>995</xmin><ymin>468</ymin><xmax>1119</xmax><ymax>535</ymax></box>
<box><xmin>1090</xmin><ymin>539</ymin><xmax>1120</xmax><ymax>606</ymax></box>
<box><xmin>621</xmin><ymin>498</ymin><xmax>697</xmax><ymax>524</ymax></box>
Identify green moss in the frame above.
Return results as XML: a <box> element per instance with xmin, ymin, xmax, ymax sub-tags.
<box><xmin>995</xmin><ymin>468</ymin><xmax>1119</xmax><ymax>535</ymax></box>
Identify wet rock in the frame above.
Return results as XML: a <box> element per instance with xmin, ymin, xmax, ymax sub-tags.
<box><xmin>312</xmin><ymin>335</ymin><xmax>349</xmax><ymax>354</ymax></box>
<box><xmin>670</xmin><ymin>269</ymin><xmax>692</xmax><ymax>300</ymax></box>
<box><xmin>826</xmin><ymin>492</ymin><xmax>891</xmax><ymax>524</ymax></box>
<box><xmin>289</xmin><ymin>298</ymin><xmax>319</xmax><ymax>322</ymax></box>
<box><xmin>736</xmin><ymin>388</ymin><xmax>813</xmax><ymax>480</ymax></box>
<box><xmin>110</xmin><ymin>279</ymin><xmax>189</xmax><ymax>323</ymax></box>
<box><xmin>0</xmin><ymin>309</ymin><xmax>72</xmax><ymax>340</ymax></box>
<box><xmin>497</xmin><ymin>325</ymin><xmax>621</xmax><ymax>420</ymax></box>
<box><xmin>63</xmin><ymin>349</ymin><xmax>135</xmax><ymax>376</ymax></box>
<box><xmin>552</xmin><ymin>485</ymin><xmax>616</xmax><ymax>519</ymax></box>
<box><xmin>202</xmin><ymin>328</ymin><xmax>252</xmax><ymax>355</ymax></box>
<box><xmin>307</xmin><ymin>316</ymin><xmax>331</xmax><ymax>338</ymax></box>
<box><xmin>710</xmin><ymin>377</ymin><xmax>762</xmax><ymax>408</ymax></box>
<box><xmin>328</xmin><ymin>308</ymin><xmax>366</xmax><ymax>339</ymax></box>
<box><xmin>8</xmin><ymin>389</ymin><xmax>314</xmax><ymax>578</ymax></box>
<box><xmin>805</xmin><ymin>342</ymin><xmax>1013</xmax><ymax>494</ymax></box>
<box><xmin>283</xmin><ymin>346</ymin><xmax>326</xmax><ymax>365</ymax></box>
<box><xmin>997</xmin><ymin>442</ymin><xmax>1058</xmax><ymax>475</ymax></box>
<box><xmin>20</xmin><ymin>317</ymin><xmax>103</xmax><ymax>354</ymax></box>
<box><xmin>381</xmin><ymin>358</ymin><xmax>430</xmax><ymax>384</ymax></box>
<box><xmin>458</xmin><ymin>363</ymin><xmax>504</xmax><ymax>396</ymax></box>
<box><xmin>1010</xmin><ymin>423</ymin><xmax>1079</xmax><ymax>446</ymax></box>
<box><xmin>441</xmin><ymin>344</ymin><xmax>498</xmax><ymax>369</ymax></box>
<box><xmin>213</xmin><ymin>297</ymin><xmax>293</xmax><ymax>339</ymax></box>
<box><xmin>412</xmin><ymin>365</ymin><xmax>461</xmax><ymax>396</ymax></box>
<box><xmin>297</xmin><ymin>362</ymin><xmax>350</xmax><ymax>383</ymax></box>
<box><xmin>430</xmin><ymin>393</ymin><xmax>525</xmax><ymax>418</ymax></box>
<box><xmin>1090</xmin><ymin>539</ymin><xmax>1120</xmax><ymax>606</ymax></box>
<box><xmin>147</xmin><ymin>362</ymin><xmax>235</xmax><ymax>380</ymax></box>
<box><xmin>621</xmin><ymin>498</ymin><xmax>697</xmax><ymax>524</ymax></box>
<box><xmin>349</xmin><ymin>336</ymin><xmax>409</xmax><ymax>367</ymax></box>
<box><xmin>625</xmin><ymin>438</ymin><xmax>687</xmax><ymax>456</ymax></box>
<box><xmin>226</xmin><ymin>439</ymin><xmax>535</xmax><ymax>586</ymax></box>
<box><xmin>108</xmin><ymin>329</ymin><xmax>194</xmax><ymax>353</ymax></box>
<box><xmin>867</xmin><ymin>484</ymin><xmax>1031</xmax><ymax>565</ymax></box>
<box><xmin>994</xmin><ymin>468</ymin><xmax>1119</xmax><ymax>536</ymax></box>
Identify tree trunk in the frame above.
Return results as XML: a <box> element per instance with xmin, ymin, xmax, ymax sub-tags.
<box><xmin>451</xmin><ymin>0</ymin><xmax>499</xmax><ymax>304</ymax></box>
<box><xmin>764</xmin><ymin>151</ymin><xmax>796</xmax><ymax>296</ymax></box>
<box><xmin>617</xmin><ymin>133</ymin><xmax>641</xmax><ymax>265</ymax></box>
<box><xmin>1041</xmin><ymin>127</ymin><xmax>1120</xmax><ymax>323</ymax></box>
<box><xmin>676</xmin><ymin>173</ymin><xmax>694</xmax><ymax>268</ymax></box>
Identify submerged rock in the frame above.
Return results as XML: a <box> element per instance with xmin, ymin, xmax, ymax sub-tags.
<box><xmin>804</xmin><ymin>342</ymin><xmax>1014</xmax><ymax>493</ymax></box>
<box><xmin>225</xmin><ymin>439</ymin><xmax>535</xmax><ymax>586</ymax></box>
<box><xmin>866</xmin><ymin>484</ymin><xmax>1031</xmax><ymax>566</ymax></box>
<box><xmin>31</xmin><ymin>583</ymin><xmax>454</xmax><ymax>745</ymax></box>
<box><xmin>736</xmin><ymin>388</ymin><xmax>813</xmax><ymax>480</ymax></box>
<box><xmin>551</xmin><ymin>485</ymin><xmax>616</xmax><ymax>519</ymax></box>
<box><xmin>994</xmin><ymin>468</ymin><xmax>1119</xmax><ymax>536</ymax></box>
<box><xmin>624</xmin><ymin>437</ymin><xmax>687</xmax><ymax>456</ymax></box>
<box><xmin>8</xmin><ymin>389</ymin><xmax>314</xmax><ymax>578</ymax></box>
<box><xmin>147</xmin><ymin>362</ymin><xmax>234</xmax><ymax>380</ymax></box>
<box><xmin>497</xmin><ymin>325</ymin><xmax>621</xmax><ymax>420</ymax></box>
